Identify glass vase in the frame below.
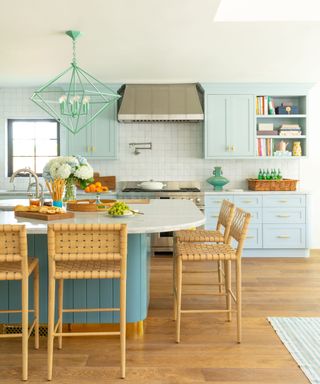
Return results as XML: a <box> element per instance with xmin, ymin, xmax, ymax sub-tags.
<box><xmin>64</xmin><ymin>180</ymin><xmax>77</xmax><ymax>202</ymax></box>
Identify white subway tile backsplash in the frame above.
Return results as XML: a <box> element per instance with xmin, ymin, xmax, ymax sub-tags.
<box><xmin>0</xmin><ymin>87</ymin><xmax>301</xmax><ymax>189</ymax></box>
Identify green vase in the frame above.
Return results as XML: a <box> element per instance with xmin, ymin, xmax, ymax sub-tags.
<box><xmin>207</xmin><ymin>166</ymin><xmax>229</xmax><ymax>191</ymax></box>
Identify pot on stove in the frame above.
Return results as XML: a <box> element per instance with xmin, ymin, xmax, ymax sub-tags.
<box><xmin>137</xmin><ymin>180</ymin><xmax>167</xmax><ymax>190</ymax></box>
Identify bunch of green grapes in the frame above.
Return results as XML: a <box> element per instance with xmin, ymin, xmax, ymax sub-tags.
<box><xmin>108</xmin><ymin>201</ymin><xmax>130</xmax><ymax>216</ymax></box>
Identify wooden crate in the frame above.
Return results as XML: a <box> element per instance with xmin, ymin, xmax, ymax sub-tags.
<box><xmin>247</xmin><ymin>178</ymin><xmax>298</xmax><ymax>191</ymax></box>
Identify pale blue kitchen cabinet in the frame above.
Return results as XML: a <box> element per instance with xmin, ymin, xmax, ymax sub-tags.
<box><xmin>205</xmin><ymin>192</ymin><xmax>309</xmax><ymax>257</ymax></box>
<box><xmin>65</xmin><ymin>103</ymin><xmax>118</xmax><ymax>159</ymax></box>
<box><xmin>205</xmin><ymin>94</ymin><xmax>255</xmax><ymax>158</ymax></box>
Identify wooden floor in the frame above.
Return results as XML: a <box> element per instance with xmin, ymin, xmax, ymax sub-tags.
<box><xmin>1</xmin><ymin>253</ymin><xmax>320</xmax><ymax>383</ymax></box>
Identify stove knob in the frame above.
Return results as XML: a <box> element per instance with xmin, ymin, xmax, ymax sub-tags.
<box><xmin>195</xmin><ymin>198</ymin><xmax>201</xmax><ymax>203</ymax></box>
<box><xmin>189</xmin><ymin>198</ymin><xmax>194</xmax><ymax>202</ymax></box>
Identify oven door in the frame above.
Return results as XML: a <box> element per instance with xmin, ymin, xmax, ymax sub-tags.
<box><xmin>151</xmin><ymin>196</ymin><xmax>174</xmax><ymax>253</ymax></box>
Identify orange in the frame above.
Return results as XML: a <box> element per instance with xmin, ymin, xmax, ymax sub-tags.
<box><xmin>89</xmin><ymin>184</ymin><xmax>96</xmax><ymax>192</ymax></box>
<box><xmin>96</xmin><ymin>187</ymin><xmax>103</xmax><ymax>192</ymax></box>
<box><xmin>84</xmin><ymin>186</ymin><xmax>90</xmax><ymax>193</ymax></box>
<box><xmin>102</xmin><ymin>186</ymin><xmax>109</xmax><ymax>192</ymax></box>
<box><xmin>95</xmin><ymin>181</ymin><xmax>102</xmax><ymax>187</ymax></box>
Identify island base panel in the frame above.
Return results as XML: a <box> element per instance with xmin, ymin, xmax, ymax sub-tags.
<box><xmin>0</xmin><ymin>234</ymin><xmax>151</xmax><ymax>325</ymax></box>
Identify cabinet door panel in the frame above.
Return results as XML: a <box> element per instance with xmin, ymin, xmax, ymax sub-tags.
<box><xmin>229</xmin><ymin>95</ymin><xmax>254</xmax><ymax>156</ymax></box>
<box><xmin>206</xmin><ymin>95</ymin><xmax>229</xmax><ymax>157</ymax></box>
<box><xmin>67</xmin><ymin>127</ymin><xmax>90</xmax><ymax>157</ymax></box>
<box><xmin>90</xmin><ymin>104</ymin><xmax>118</xmax><ymax>159</ymax></box>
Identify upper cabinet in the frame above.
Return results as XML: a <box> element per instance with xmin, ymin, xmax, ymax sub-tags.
<box><xmin>64</xmin><ymin>103</ymin><xmax>118</xmax><ymax>159</ymax></box>
<box><xmin>205</xmin><ymin>94</ymin><xmax>255</xmax><ymax>158</ymax></box>
<box><xmin>203</xmin><ymin>83</ymin><xmax>311</xmax><ymax>159</ymax></box>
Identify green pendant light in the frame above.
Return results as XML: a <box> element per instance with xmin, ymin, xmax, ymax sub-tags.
<box><xmin>31</xmin><ymin>30</ymin><xmax>120</xmax><ymax>134</ymax></box>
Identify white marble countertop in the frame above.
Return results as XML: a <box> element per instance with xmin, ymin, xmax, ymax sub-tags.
<box><xmin>0</xmin><ymin>200</ymin><xmax>205</xmax><ymax>234</ymax></box>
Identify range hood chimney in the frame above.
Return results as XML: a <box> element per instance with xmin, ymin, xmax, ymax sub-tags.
<box><xmin>117</xmin><ymin>83</ymin><xmax>204</xmax><ymax>123</ymax></box>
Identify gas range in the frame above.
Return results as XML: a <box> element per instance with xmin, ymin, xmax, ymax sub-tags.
<box><xmin>119</xmin><ymin>181</ymin><xmax>204</xmax><ymax>209</ymax></box>
<box><xmin>119</xmin><ymin>181</ymin><xmax>205</xmax><ymax>255</ymax></box>
<box><xmin>122</xmin><ymin>187</ymin><xmax>200</xmax><ymax>193</ymax></box>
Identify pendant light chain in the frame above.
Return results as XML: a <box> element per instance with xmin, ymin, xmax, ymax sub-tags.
<box><xmin>72</xmin><ymin>39</ymin><xmax>77</xmax><ymax>65</ymax></box>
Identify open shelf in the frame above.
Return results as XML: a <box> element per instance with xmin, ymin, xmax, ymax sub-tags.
<box><xmin>255</xmin><ymin>94</ymin><xmax>307</xmax><ymax>158</ymax></box>
<box><xmin>256</xmin><ymin>114</ymin><xmax>306</xmax><ymax>118</ymax></box>
<box><xmin>257</xmin><ymin>135</ymin><xmax>306</xmax><ymax>139</ymax></box>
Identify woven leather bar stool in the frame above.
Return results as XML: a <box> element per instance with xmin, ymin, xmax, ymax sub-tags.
<box><xmin>47</xmin><ymin>223</ymin><xmax>127</xmax><ymax>380</ymax></box>
<box><xmin>0</xmin><ymin>224</ymin><xmax>39</xmax><ymax>381</ymax></box>
<box><xmin>174</xmin><ymin>199</ymin><xmax>235</xmax><ymax>300</ymax></box>
<box><xmin>174</xmin><ymin>208</ymin><xmax>251</xmax><ymax>343</ymax></box>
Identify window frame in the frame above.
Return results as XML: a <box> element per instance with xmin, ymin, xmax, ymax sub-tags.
<box><xmin>7</xmin><ymin>119</ymin><xmax>60</xmax><ymax>177</ymax></box>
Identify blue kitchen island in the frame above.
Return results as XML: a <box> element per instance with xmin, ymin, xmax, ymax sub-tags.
<box><xmin>0</xmin><ymin>200</ymin><xmax>205</xmax><ymax>328</ymax></box>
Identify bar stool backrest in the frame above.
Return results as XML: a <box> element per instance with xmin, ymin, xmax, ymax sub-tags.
<box><xmin>0</xmin><ymin>224</ymin><xmax>28</xmax><ymax>279</ymax></box>
<box><xmin>216</xmin><ymin>200</ymin><xmax>236</xmax><ymax>241</ymax></box>
<box><xmin>47</xmin><ymin>223</ymin><xmax>127</xmax><ymax>262</ymax></box>
<box><xmin>227</xmin><ymin>208</ymin><xmax>251</xmax><ymax>257</ymax></box>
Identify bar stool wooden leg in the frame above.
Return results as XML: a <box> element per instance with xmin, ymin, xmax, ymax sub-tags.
<box><xmin>176</xmin><ymin>258</ymin><xmax>182</xmax><ymax>343</ymax></box>
<box><xmin>48</xmin><ymin>277</ymin><xmax>55</xmax><ymax>381</ymax></box>
<box><xmin>225</xmin><ymin>260</ymin><xmax>232</xmax><ymax>322</ymax></box>
<box><xmin>120</xmin><ymin>273</ymin><xmax>126</xmax><ymax>378</ymax></box>
<box><xmin>218</xmin><ymin>261</ymin><xmax>223</xmax><ymax>293</ymax></box>
<box><xmin>58</xmin><ymin>279</ymin><xmax>64</xmax><ymax>350</ymax></box>
<box><xmin>34</xmin><ymin>263</ymin><xmax>39</xmax><ymax>350</ymax></box>
<box><xmin>173</xmin><ymin>255</ymin><xmax>177</xmax><ymax>321</ymax></box>
<box><xmin>236</xmin><ymin>259</ymin><xmax>242</xmax><ymax>343</ymax></box>
<box><xmin>22</xmin><ymin>275</ymin><xmax>28</xmax><ymax>381</ymax></box>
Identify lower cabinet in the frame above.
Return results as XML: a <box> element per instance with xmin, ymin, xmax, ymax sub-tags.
<box><xmin>205</xmin><ymin>193</ymin><xmax>309</xmax><ymax>256</ymax></box>
<box><xmin>263</xmin><ymin>224</ymin><xmax>306</xmax><ymax>249</ymax></box>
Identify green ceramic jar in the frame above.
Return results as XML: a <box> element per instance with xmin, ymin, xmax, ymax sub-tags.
<box><xmin>207</xmin><ymin>166</ymin><xmax>229</xmax><ymax>191</ymax></box>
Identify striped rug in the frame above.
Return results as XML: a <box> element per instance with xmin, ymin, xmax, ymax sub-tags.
<box><xmin>268</xmin><ymin>317</ymin><xmax>320</xmax><ymax>384</ymax></box>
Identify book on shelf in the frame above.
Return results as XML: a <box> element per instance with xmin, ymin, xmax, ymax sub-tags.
<box><xmin>279</xmin><ymin>123</ymin><xmax>302</xmax><ymax>136</ymax></box>
<box><xmin>257</xmin><ymin>138</ymin><xmax>273</xmax><ymax>156</ymax></box>
<box><xmin>256</xmin><ymin>96</ymin><xmax>275</xmax><ymax>115</ymax></box>
<box><xmin>258</xmin><ymin>123</ymin><xmax>274</xmax><ymax>131</ymax></box>
<box><xmin>280</xmin><ymin>124</ymin><xmax>301</xmax><ymax>130</ymax></box>
<box><xmin>257</xmin><ymin>130</ymin><xmax>278</xmax><ymax>136</ymax></box>
<box><xmin>279</xmin><ymin>131</ymin><xmax>302</xmax><ymax>136</ymax></box>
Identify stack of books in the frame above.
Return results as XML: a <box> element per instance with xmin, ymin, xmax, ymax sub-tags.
<box><xmin>257</xmin><ymin>138</ymin><xmax>273</xmax><ymax>157</ymax></box>
<box><xmin>257</xmin><ymin>123</ymin><xmax>278</xmax><ymax>136</ymax></box>
<box><xmin>256</xmin><ymin>96</ymin><xmax>275</xmax><ymax>115</ymax></box>
<box><xmin>279</xmin><ymin>124</ymin><xmax>302</xmax><ymax>136</ymax></box>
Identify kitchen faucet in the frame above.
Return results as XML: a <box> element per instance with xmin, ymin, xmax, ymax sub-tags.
<box><xmin>10</xmin><ymin>168</ymin><xmax>43</xmax><ymax>201</ymax></box>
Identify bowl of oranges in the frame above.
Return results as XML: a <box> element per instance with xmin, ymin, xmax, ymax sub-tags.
<box><xmin>84</xmin><ymin>182</ymin><xmax>109</xmax><ymax>194</ymax></box>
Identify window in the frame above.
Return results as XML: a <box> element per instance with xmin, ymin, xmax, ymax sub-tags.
<box><xmin>7</xmin><ymin>119</ymin><xmax>60</xmax><ymax>176</ymax></box>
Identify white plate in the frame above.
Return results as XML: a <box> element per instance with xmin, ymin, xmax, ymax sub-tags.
<box><xmin>107</xmin><ymin>210</ymin><xmax>134</xmax><ymax>218</ymax></box>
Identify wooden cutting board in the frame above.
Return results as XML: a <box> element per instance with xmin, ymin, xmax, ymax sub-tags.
<box><xmin>93</xmin><ymin>174</ymin><xmax>116</xmax><ymax>190</ymax></box>
<box><xmin>15</xmin><ymin>211</ymin><xmax>75</xmax><ymax>221</ymax></box>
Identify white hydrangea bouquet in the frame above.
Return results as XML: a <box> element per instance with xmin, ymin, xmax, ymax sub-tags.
<box><xmin>43</xmin><ymin>155</ymin><xmax>94</xmax><ymax>201</ymax></box>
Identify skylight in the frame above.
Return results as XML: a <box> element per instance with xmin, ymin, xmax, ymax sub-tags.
<box><xmin>214</xmin><ymin>0</ymin><xmax>320</xmax><ymax>22</ymax></box>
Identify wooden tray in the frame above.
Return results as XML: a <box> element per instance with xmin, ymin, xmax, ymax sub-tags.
<box><xmin>15</xmin><ymin>211</ymin><xmax>75</xmax><ymax>221</ymax></box>
<box><xmin>67</xmin><ymin>199</ymin><xmax>116</xmax><ymax>212</ymax></box>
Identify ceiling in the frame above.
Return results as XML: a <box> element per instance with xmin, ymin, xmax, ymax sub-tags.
<box><xmin>1</xmin><ymin>0</ymin><xmax>320</xmax><ymax>86</ymax></box>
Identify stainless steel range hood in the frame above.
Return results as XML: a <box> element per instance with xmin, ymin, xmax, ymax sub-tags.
<box><xmin>117</xmin><ymin>83</ymin><xmax>204</xmax><ymax>122</ymax></box>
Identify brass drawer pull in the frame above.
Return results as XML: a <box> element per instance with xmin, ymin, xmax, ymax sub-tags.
<box><xmin>211</xmin><ymin>215</ymin><xmax>219</xmax><ymax>218</ymax></box>
<box><xmin>214</xmin><ymin>200</ymin><xmax>223</xmax><ymax>204</ymax></box>
<box><xmin>276</xmin><ymin>214</ymin><xmax>290</xmax><ymax>218</ymax></box>
<box><xmin>277</xmin><ymin>235</ymin><xmax>290</xmax><ymax>239</ymax></box>
<box><xmin>246</xmin><ymin>236</ymin><xmax>255</xmax><ymax>239</ymax></box>
<box><xmin>278</xmin><ymin>200</ymin><xmax>288</xmax><ymax>203</ymax></box>
<box><xmin>242</xmin><ymin>200</ymin><xmax>253</xmax><ymax>203</ymax></box>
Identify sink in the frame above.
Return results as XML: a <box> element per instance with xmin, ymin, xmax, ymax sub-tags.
<box><xmin>0</xmin><ymin>198</ymin><xmax>30</xmax><ymax>211</ymax></box>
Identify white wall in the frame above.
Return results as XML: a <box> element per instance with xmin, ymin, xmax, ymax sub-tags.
<box><xmin>0</xmin><ymin>87</ymin><xmax>318</xmax><ymax>247</ymax></box>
